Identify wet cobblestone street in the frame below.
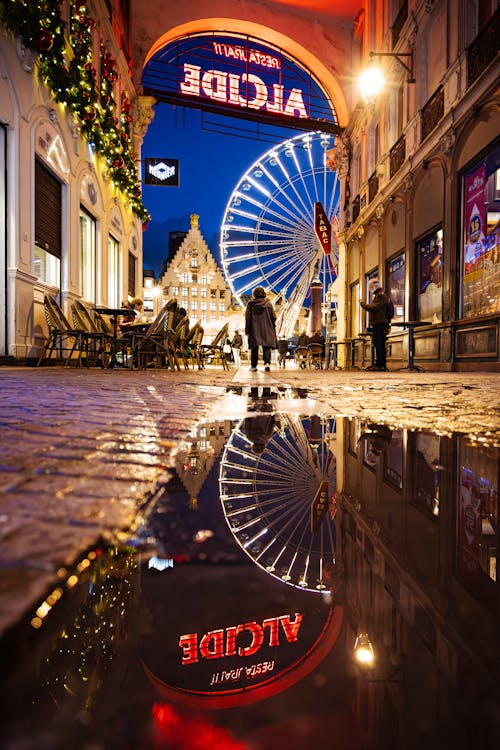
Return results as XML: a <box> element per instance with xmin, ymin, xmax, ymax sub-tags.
<box><xmin>1</xmin><ymin>366</ymin><xmax>499</xmax><ymax>637</ymax></box>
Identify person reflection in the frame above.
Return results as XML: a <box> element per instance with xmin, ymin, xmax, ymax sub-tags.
<box><xmin>243</xmin><ymin>386</ymin><xmax>277</xmax><ymax>454</ymax></box>
<box><xmin>358</xmin><ymin>423</ymin><xmax>392</xmax><ymax>467</ymax></box>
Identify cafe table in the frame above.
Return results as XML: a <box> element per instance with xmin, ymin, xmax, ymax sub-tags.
<box><xmin>93</xmin><ymin>306</ymin><xmax>131</xmax><ymax>368</ymax></box>
<box><xmin>391</xmin><ymin>321</ymin><xmax>429</xmax><ymax>371</ymax></box>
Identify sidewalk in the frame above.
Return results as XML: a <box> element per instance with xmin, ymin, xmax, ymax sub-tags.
<box><xmin>0</xmin><ymin>365</ymin><xmax>499</xmax><ymax>637</ymax></box>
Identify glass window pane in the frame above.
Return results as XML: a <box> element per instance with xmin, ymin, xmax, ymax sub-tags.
<box><xmin>79</xmin><ymin>209</ymin><xmax>96</xmax><ymax>303</ymax></box>
<box><xmin>386</xmin><ymin>253</ymin><xmax>405</xmax><ymax>321</ymax></box>
<box><xmin>417</xmin><ymin>228</ymin><xmax>443</xmax><ymax>323</ymax></box>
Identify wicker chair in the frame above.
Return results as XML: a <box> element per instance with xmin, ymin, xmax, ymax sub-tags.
<box><xmin>308</xmin><ymin>343</ymin><xmax>325</xmax><ymax>369</ymax></box>
<box><xmin>37</xmin><ymin>294</ymin><xmax>89</xmax><ymax>367</ymax></box>
<box><xmin>71</xmin><ymin>299</ymin><xmax>113</xmax><ymax>367</ymax></box>
<box><xmin>132</xmin><ymin>299</ymin><xmax>179</xmax><ymax>370</ymax></box>
<box><xmin>294</xmin><ymin>345</ymin><xmax>311</xmax><ymax>369</ymax></box>
<box><xmin>200</xmin><ymin>323</ymin><xmax>230</xmax><ymax>369</ymax></box>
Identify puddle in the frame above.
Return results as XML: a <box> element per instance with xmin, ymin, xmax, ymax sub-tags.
<box><xmin>1</xmin><ymin>386</ymin><xmax>499</xmax><ymax>749</ymax></box>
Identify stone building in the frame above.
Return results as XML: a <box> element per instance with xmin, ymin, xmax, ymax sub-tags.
<box><xmin>159</xmin><ymin>214</ymin><xmax>241</xmax><ymax>338</ymax></box>
<box><xmin>0</xmin><ymin>1</ymin><xmax>152</xmax><ymax>362</ymax></box>
<box><xmin>330</xmin><ymin>0</ymin><xmax>499</xmax><ymax>371</ymax></box>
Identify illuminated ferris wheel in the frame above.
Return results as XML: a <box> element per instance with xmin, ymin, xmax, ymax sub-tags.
<box><xmin>219</xmin><ymin>412</ymin><xmax>337</xmax><ymax>593</ymax></box>
<box><xmin>220</xmin><ymin>131</ymin><xmax>340</xmax><ymax>338</ymax></box>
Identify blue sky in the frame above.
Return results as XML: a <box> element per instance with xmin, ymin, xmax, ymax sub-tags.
<box><xmin>141</xmin><ymin>103</ymin><xmax>297</xmax><ymax>276</ymax></box>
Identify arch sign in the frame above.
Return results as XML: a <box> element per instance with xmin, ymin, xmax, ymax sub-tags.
<box><xmin>143</xmin><ymin>33</ymin><xmax>340</xmax><ymax>134</ymax></box>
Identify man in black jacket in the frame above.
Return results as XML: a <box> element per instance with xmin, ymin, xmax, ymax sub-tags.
<box><xmin>360</xmin><ymin>278</ymin><xmax>390</xmax><ymax>371</ymax></box>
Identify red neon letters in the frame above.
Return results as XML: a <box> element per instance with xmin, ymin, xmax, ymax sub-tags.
<box><xmin>179</xmin><ymin>613</ymin><xmax>303</xmax><ymax>665</ymax></box>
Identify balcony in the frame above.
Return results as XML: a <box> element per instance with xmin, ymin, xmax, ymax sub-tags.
<box><xmin>389</xmin><ymin>135</ymin><xmax>406</xmax><ymax>178</ymax></box>
<box><xmin>467</xmin><ymin>10</ymin><xmax>500</xmax><ymax>87</ymax></box>
<box><xmin>368</xmin><ymin>171</ymin><xmax>379</xmax><ymax>203</ymax></box>
<box><xmin>421</xmin><ymin>85</ymin><xmax>444</xmax><ymax>142</ymax></box>
<box><xmin>392</xmin><ymin>0</ymin><xmax>408</xmax><ymax>49</ymax></box>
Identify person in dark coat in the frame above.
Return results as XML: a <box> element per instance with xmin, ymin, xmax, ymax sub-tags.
<box><xmin>245</xmin><ymin>286</ymin><xmax>277</xmax><ymax>371</ymax></box>
<box><xmin>359</xmin><ymin>278</ymin><xmax>390</xmax><ymax>370</ymax></box>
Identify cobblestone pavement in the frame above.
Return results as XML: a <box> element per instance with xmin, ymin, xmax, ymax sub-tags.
<box><xmin>1</xmin><ymin>365</ymin><xmax>499</xmax><ymax>636</ymax></box>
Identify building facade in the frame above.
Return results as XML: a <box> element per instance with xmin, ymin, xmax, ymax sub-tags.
<box><xmin>331</xmin><ymin>0</ymin><xmax>499</xmax><ymax>371</ymax></box>
<box><xmin>159</xmin><ymin>214</ymin><xmax>241</xmax><ymax>338</ymax></box>
<box><xmin>0</xmin><ymin>0</ymin><xmax>152</xmax><ymax>362</ymax></box>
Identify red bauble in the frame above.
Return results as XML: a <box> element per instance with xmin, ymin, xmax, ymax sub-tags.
<box><xmin>84</xmin><ymin>106</ymin><xmax>96</xmax><ymax>121</ymax></box>
<box><xmin>113</xmin><ymin>157</ymin><xmax>125</xmax><ymax>169</ymax></box>
<box><xmin>38</xmin><ymin>30</ymin><xmax>53</xmax><ymax>51</ymax></box>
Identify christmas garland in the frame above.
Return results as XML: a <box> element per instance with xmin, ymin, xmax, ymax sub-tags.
<box><xmin>0</xmin><ymin>0</ymin><xmax>150</xmax><ymax>221</ymax></box>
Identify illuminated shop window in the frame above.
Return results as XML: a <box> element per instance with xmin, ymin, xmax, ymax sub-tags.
<box><xmin>416</xmin><ymin>228</ymin><xmax>443</xmax><ymax>323</ymax></box>
<box><xmin>461</xmin><ymin>143</ymin><xmax>500</xmax><ymax>319</ymax></box>
<box><xmin>79</xmin><ymin>208</ymin><xmax>96</xmax><ymax>303</ymax></box>
<box><xmin>386</xmin><ymin>253</ymin><xmax>406</xmax><ymax>321</ymax></box>
<box><xmin>107</xmin><ymin>235</ymin><xmax>121</xmax><ymax>307</ymax></box>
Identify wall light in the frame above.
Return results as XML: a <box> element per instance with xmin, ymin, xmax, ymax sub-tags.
<box><xmin>354</xmin><ymin>632</ymin><xmax>375</xmax><ymax>666</ymax></box>
<box><xmin>359</xmin><ymin>50</ymin><xmax>415</xmax><ymax>105</ymax></box>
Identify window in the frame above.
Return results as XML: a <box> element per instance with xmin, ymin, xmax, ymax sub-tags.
<box><xmin>128</xmin><ymin>251</ymin><xmax>136</xmax><ymax>298</ymax></box>
<box><xmin>201</xmin><ymin>288</ymin><xmax>207</xmax><ymax>297</ymax></box>
<box><xmin>219</xmin><ymin>302</ymin><xmax>225</xmax><ymax>312</ymax></box>
<box><xmin>349</xmin><ymin>282</ymin><xmax>360</xmax><ymax>337</ymax></box>
<box><xmin>416</xmin><ymin>228</ymin><xmax>443</xmax><ymax>322</ymax></box>
<box><xmin>192</xmin><ymin>273</ymin><xmax>197</xmax><ymax>282</ymax></box>
<box><xmin>201</xmin><ymin>301</ymin><xmax>206</xmax><ymax>310</ymax></box>
<box><xmin>34</xmin><ymin>159</ymin><xmax>61</xmax><ymax>287</ymax></box>
<box><xmin>201</xmin><ymin>275</ymin><xmax>207</xmax><ymax>285</ymax></box>
<box><xmin>211</xmin><ymin>289</ymin><xmax>217</xmax><ymax>298</ymax></box>
<box><xmin>172</xmin><ymin>285</ymin><xmax>178</xmax><ymax>296</ymax></box>
<box><xmin>182</xmin><ymin>287</ymin><xmax>188</xmax><ymax>297</ymax></box>
<box><xmin>191</xmin><ymin>287</ymin><xmax>197</xmax><ymax>297</ymax></box>
<box><xmin>461</xmin><ymin>142</ymin><xmax>500</xmax><ymax>319</ymax></box>
<box><xmin>363</xmin><ymin>269</ymin><xmax>379</xmax><ymax>329</ymax></box>
<box><xmin>190</xmin><ymin>257</ymin><xmax>198</xmax><ymax>268</ymax></box>
<box><xmin>191</xmin><ymin>300</ymin><xmax>197</xmax><ymax>311</ymax></box>
<box><xmin>79</xmin><ymin>208</ymin><xmax>96</xmax><ymax>302</ymax></box>
<box><xmin>181</xmin><ymin>272</ymin><xmax>189</xmax><ymax>283</ymax></box>
<box><xmin>107</xmin><ymin>235</ymin><xmax>121</xmax><ymax>307</ymax></box>
<box><xmin>210</xmin><ymin>301</ymin><xmax>216</xmax><ymax>311</ymax></box>
<box><xmin>386</xmin><ymin>253</ymin><xmax>405</xmax><ymax>321</ymax></box>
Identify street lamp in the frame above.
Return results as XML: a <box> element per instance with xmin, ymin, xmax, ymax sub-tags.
<box><xmin>358</xmin><ymin>50</ymin><xmax>415</xmax><ymax>105</ymax></box>
<box><xmin>353</xmin><ymin>632</ymin><xmax>375</xmax><ymax>666</ymax></box>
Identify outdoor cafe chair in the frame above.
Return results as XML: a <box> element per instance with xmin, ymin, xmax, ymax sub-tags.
<box><xmin>308</xmin><ymin>343</ymin><xmax>325</xmax><ymax>369</ymax></box>
<box><xmin>132</xmin><ymin>299</ymin><xmax>179</xmax><ymax>370</ymax></box>
<box><xmin>37</xmin><ymin>294</ymin><xmax>89</xmax><ymax>367</ymax></box>
<box><xmin>71</xmin><ymin>299</ymin><xmax>113</xmax><ymax>367</ymax></box>
<box><xmin>187</xmin><ymin>323</ymin><xmax>204</xmax><ymax>370</ymax></box>
<box><xmin>294</xmin><ymin>345</ymin><xmax>311</xmax><ymax>369</ymax></box>
<box><xmin>200</xmin><ymin>322</ymin><xmax>230</xmax><ymax>369</ymax></box>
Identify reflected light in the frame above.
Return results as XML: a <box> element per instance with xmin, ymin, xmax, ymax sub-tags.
<box><xmin>358</xmin><ymin>64</ymin><xmax>385</xmax><ymax>105</ymax></box>
<box><xmin>354</xmin><ymin>632</ymin><xmax>375</xmax><ymax>666</ymax></box>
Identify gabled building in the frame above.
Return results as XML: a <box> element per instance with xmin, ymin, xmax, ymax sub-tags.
<box><xmin>159</xmin><ymin>214</ymin><xmax>242</xmax><ymax>338</ymax></box>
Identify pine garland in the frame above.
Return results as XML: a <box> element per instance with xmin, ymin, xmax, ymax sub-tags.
<box><xmin>0</xmin><ymin>0</ymin><xmax>150</xmax><ymax>221</ymax></box>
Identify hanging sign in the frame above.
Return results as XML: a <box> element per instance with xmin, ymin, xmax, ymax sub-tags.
<box><xmin>144</xmin><ymin>158</ymin><xmax>179</xmax><ymax>186</ymax></box>
<box><xmin>314</xmin><ymin>202</ymin><xmax>332</xmax><ymax>255</ymax></box>
<box><xmin>143</xmin><ymin>34</ymin><xmax>339</xmax><ymax>132</ymax></box>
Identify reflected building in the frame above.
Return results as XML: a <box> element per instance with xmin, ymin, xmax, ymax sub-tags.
<box><xmin>338</xmin><ymin>416</ymin><xmax>499</xmax><ymax>749</ymax></box>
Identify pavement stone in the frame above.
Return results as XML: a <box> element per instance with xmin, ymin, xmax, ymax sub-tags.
<box><xmin>0</xmin><ymin>365</ymin><xmax>499</xmax><ymax>637</ymax></box>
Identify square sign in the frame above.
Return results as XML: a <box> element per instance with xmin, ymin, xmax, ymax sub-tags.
<box><xmin>144</xmin><ymin>158</ymin><xmax>179</xmax><ymax>186</ymax></box>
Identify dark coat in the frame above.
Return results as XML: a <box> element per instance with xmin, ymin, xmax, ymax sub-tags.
<box><xmin>245</xmin><ymin>296</ymin><xmax>277</xmax><ymax>349</ymax></box>
<box><xmin>360</xmin><ymin>288</ymin><xmax>389</xmax><ymax>326</ymax></box>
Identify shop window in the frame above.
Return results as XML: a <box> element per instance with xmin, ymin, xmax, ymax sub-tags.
<box><xmin>386</xmin><ymin>253</ymin><xmax>405</xmax><ymax>320</ymax></box>
<box><xmin>383</xmin><ymin>429</ymin><xmax>403</xmax><ymax>491</ymax></box>
<box><xmin>461</xmin><ymin>142</ymin><xmax>500</xmax><ymax>319</ymax></box>
<box><xmin>364</xmin><ymin>269</ymin><xmax>379</xmax><ymax>329</ymax></box>
<box><xmin>349</xmin><ymin>282</ymin><xmax>360</xmax><ymax>336</ymax></box>
<box><xmin>35</xmin><ymin>159</ymin><xmax>61</xmax><ymax>288</ymax></box>
<box><xmin>79</xmin><ymin>208</ymin><xmax>96</xmax><ymax>303</ymax></box>
<box><xmin>128</xmin><ymin>251</ymin><xmax>136</xmax><ymax>298</ymax></box>
<box><xmin>107</xmin><ymin>235</ymin><xmax>121</xmax><ymax>307</ymax></box>
<box><xmin>416</xmin><ymin>227</ymin><xmax>443</xmax><ymax>323</ymax></box>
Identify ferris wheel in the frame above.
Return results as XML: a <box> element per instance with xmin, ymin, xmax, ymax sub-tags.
<box><xmin>220</xmin><ymin>131</ymin><xmax>340</xmax><ymax>338</ymax></box>
<box><xmin>219</xmin><ymin>411</ymin><xmax>337</xmax><ymax>593</ymax></box>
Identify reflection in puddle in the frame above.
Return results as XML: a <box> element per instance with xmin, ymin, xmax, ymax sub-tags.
<box><xmin>1</xmin><ymin>387</ymin><xmax>499</xmax><ymax>750</ymax></box>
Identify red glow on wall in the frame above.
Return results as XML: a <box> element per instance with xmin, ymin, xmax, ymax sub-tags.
<box><xmin>151</xmin><ymin>703</ymin><xmax>249</xmax><ymax>749</ymax></box>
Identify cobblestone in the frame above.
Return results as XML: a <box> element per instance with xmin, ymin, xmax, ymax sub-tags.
<box><xmin>0</xmin><ymin>365</ymin><xmax>499</xmax><ymax>636</ymax></box>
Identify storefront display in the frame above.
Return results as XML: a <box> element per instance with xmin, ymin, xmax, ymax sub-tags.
<box><xmin>386</xmin><ymin>253</ymin><xmax>405</xmax><ymax>321</ymax></box>
<box><xmin>417</xmin><ymin>228</ymin><xmax>443</xmax><ymax>323</ymax></box>
<box><xmin>462</xmin><ymin>142</ymin><xmax>500</xmax><ymax>318</ymax></box>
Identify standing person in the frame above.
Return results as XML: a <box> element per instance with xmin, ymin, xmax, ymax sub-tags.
<box><xmin>231</xmin><ymin>329</ymin><xmax>243</xmax><ymax>366</ymax></box>
<box><xmin>277</xmin><ymin>338</ymin><xmax>289</xmax><ymax>368</ymax></box>
<box><xmin>360</xmin><ymin>278</ymin><xmax>390</xmax><ymax>371</ymax></box>
<box><xmin>245</xmin><ymin>286</ymin><xmax>277</xmax><ymax>372</ymax></box>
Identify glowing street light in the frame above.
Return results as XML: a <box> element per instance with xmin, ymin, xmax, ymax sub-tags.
<box><xmin>354</xmin><ymin>632</ymin><xmax>375</xmax><ymax>666</ymax></box>
<box><xmin>358</xmin><ymin>50</ymin><xmax>415</xmax><ymax>106</ymax></box>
